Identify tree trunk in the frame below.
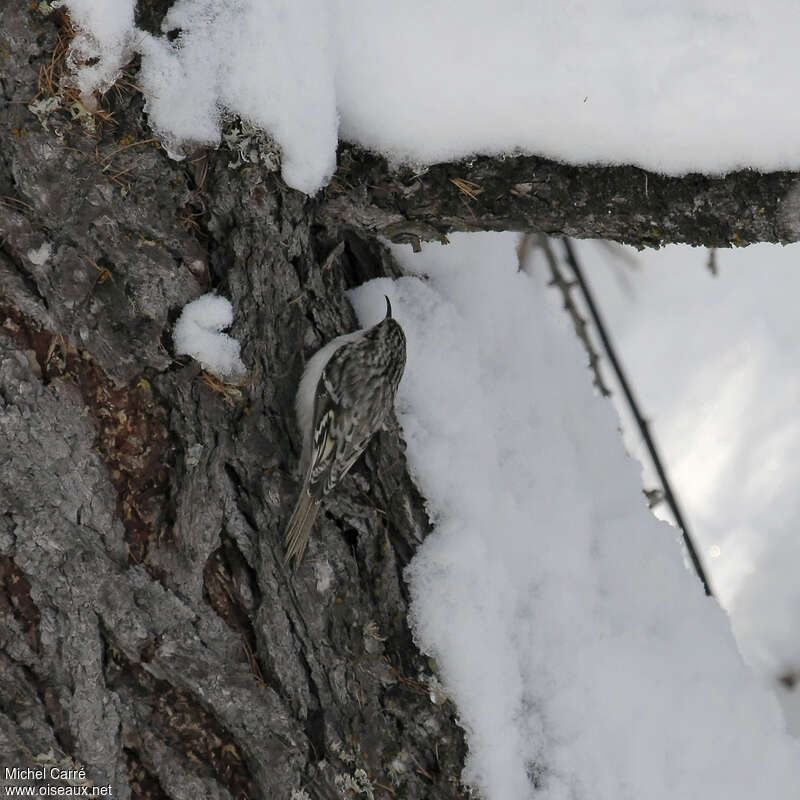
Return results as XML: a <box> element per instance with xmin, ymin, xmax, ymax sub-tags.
<box><xmin>1</xmin><ymin>6</ymin><xmax>465</xmax><ymax>799</ymax></box>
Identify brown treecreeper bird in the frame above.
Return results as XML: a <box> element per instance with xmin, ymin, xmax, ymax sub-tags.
<box><xmin>284</xmin><ymin>296</ymin><xmax>406</xmax><ymax>566</ymax></box>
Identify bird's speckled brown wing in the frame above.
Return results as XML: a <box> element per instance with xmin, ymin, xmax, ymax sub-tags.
<box><xmin>307</xmin><ymin>322</ymin><xmax>404</xmax><ymax>498</ymax></box>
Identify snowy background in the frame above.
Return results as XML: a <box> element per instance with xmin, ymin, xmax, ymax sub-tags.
<box><xmin>59</xmin><ymin>0</ymin><xmax>800</xmax><ymax>796</ymax></box>
<box><xmin>577</xmin><ymin>240</ymin><xmax>800</xmax><ymax>713</ymax></box>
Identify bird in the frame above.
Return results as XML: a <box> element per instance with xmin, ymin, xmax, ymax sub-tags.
<box><xmin>284</xmin><ymin>296</ymin><xmax>407</xmax><ymax>567</ymax></box>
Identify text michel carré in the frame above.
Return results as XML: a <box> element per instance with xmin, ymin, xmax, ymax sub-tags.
<box><xmin>6</xmin><ymin>767</ymin><xmax>87</xmax><ymax>781</ymax></box>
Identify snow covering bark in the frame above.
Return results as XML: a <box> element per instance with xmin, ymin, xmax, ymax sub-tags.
<box><xmin>350</xmin><ymin>234</ymin><xmax>800</xmax><ymax>800</ymax></box>
<box><xmin>136</xmin><ymin>0</ymin><xmax>337</xmax><ymax>193</ymax></box>
<box><xmin>59</xmin><ymin>0</ymin><xmax>800</xmax><ymax>189</ymax></box>
<box><xmin>173</xmin><ymin>294</ymin><xmax>246</xmax><ymax>381</ymax></box>
<box><xmin>51</xmin><ymin>0</ymin><xmax>800</xmax><ymax>248</ymax></box>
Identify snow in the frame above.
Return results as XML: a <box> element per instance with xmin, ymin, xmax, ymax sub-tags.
<box><xmin>173</xmin><ymin>293</ymin><xmax>246</xmax><ymax>381</ymax></box>
<box><xmin>54</xmin><ymin>0</ymin><xmax>135</xmax><ymax>96</ymax></box>
<box><xmin>26</xmin><ymin>242</ymin><xmax>52</xmax><ymax>266</ymax></box>
<box><xmin>59</xmin><ymin>0</ymin><xmax>800</xmax><ymax>193</ymax></box>
<box><xmin>136</xmin><ymin>0</ymin><xmax>337</xmax><ymax>191</ymax></box>
<box><xmin>350</xmin><ymin>234</ymin><xmax>800</xmax><ymax>799</ymax></box>
<box><xmin>576</xmin><ymin>240</ymin><xmax>800</xmax><ymax>726</ymax></box>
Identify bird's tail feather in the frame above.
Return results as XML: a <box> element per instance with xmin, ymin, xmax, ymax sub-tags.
<box><xmin>284</xmin><ymin>487</ymin><xmax>319</xmax><ymax>567</ymax></box>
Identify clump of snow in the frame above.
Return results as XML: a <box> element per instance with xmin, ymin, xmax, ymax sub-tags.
<box><xmin>26</xmin><ymin>243</ymin><xmax>52</xmax><ymax>266</ymax></box>
<box><xmin>136</xmin><ymin>0</ymin><xmax>337</xmax><ymax>193</ymax></box>
<box><xmin>349</xmin><ymin>234</ymin><xmax>800</xmax><ymax>799</ymax></box>
<box><xmin>58</xmin><ymin>0</ymin><xmax>800</xmax><ymax>193</ymax></box>
<box><xmin>173</xmin><ymin>293</ymin><xmax>246</xmax><ymax>381</ymax></box>
<box><xmin>54</xmin><ymin>0</ymin><xmax>136</xmax><ymax>96</ymax></box>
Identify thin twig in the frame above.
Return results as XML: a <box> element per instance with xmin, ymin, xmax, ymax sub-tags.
<box><xmin>520</xmin><ymin>234</ymin><xmax>611</xmax><ymax>396</ymax></box>
<box><xmin>561</xmin><ymin>238</ymin><xmax>713</xmax><ymax>597</ymax></box>
<box><xmin>706</xmin><ymin>247</ymin><xmax>718</xmax><ymax>276</ymax></box>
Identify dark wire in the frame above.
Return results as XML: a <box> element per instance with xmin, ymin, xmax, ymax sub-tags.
<box><xmin>561</xmin><ymin>238</ymin><xmax>713</xmax><ymax>597</ymax></box>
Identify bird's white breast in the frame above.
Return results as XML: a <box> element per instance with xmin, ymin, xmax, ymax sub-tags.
<box><xmin>295</xmin><ymin>328</ymin><xmax>365</xmax><ymax>474</ymax></box>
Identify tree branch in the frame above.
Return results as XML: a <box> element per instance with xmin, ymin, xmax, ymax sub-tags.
<box><xmin>323</xmin><ymin>144</ymin><xmax>800</xmax><ymax>248</ymax></box>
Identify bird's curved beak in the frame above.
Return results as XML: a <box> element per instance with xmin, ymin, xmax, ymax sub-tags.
<box><xmin>384</xmin><ymin>295</ymin><xmax>393</xmax><ymax>319</ymax></box>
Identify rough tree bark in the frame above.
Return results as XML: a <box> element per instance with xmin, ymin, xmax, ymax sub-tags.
<box><xmin>0</xmin><ymin>5</ymin><xmax>796</xmax><ymax>800</ymax></box>
<box><xmin>324</xmin><ymin>146</ymin><xmax>800</xmax><ymax>250</ymax></box>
